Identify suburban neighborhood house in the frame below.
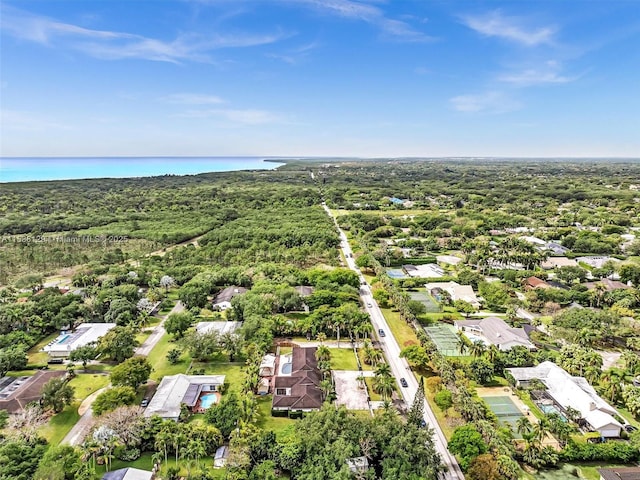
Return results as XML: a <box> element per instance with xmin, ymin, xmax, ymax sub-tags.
<box><xmin>598</xmin><ymin>466</ymin><xmax>640</xmax><ymax>480</ymax></box>
<box><xmin>144</xmin><ymin>374</ymin><xmax>225</xmax><ymax>421</ymax></box>
<box><xmin>584</xmin><ymin>278</ymin><xmax>630</xmax><ymax>292</ymax></box>
<box><xmin>541</xmin><ymin>257</ymin><xmax>578</xmax><ymax>269</ymax></box>
<box><xmin>425</xmin><ymin>281</ymin><xmax>481</xmax><ymax>309</ymax></box>
<box><xmin>508</xmin><ymin>362</ymin><xmax>623</xmax><ymax>438</ymax></box>
<box><xmin>42</xmin><ymin>323</ymin><xmax>117</xmax><ymax>358</ymax></box>
<box><xmin>0</xmin><ymin>371</ymin><xmax>66</xmax><ymax>413</ymax></box>
<box><xmin>272</xmin><ymin>346</ymin><xmax>323</xmax><ymax>415</ymax></box>
<box><xmin>195</xmin><ymin>321</ymin><xmax>243</xmax><ymax>335</ymax></box>
<box><xmin>524</xmin><ymin>276</ymin><xmax>551</xmax><ymax>290</ymax></box>
<box><xmin>455</xmin><ymin>316</ymin><xmax>535</xmax><ymax>351</ymax></box>
<box><xmin>101</xmin><ymin>467</ymin><xmax>153</xmax><ymax>480</ymax></box>
<box><xmin>212</xmin><ymin>286</ymin><xmax>248</xmax><ymax>310</ymax></box>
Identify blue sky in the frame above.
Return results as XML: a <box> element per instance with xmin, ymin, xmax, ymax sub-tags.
<box><xmin>1</xmin><ymin>0</ymin><xmax>639</xmax><ymax>157</ymax></box>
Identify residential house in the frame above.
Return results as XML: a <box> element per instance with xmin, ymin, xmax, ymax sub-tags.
<box><xmin>294</xmin><ymin>286</ymin><xmax>314</xmax><ymax>297</ymax></box>
<box><xmin>402</xmin><ymin>264</ymin><xmax>444</xmax><ymax>278</ymax></box>
<box><xmin>583</xmin><ymin>278</ymin><xmax>629</xmax><ymax>292</ymax></box>
<box><xmin>195</xmin><ymin>321</ymin><xmax>243</xmax><ymax>335</ymax></box>
<box><xmin>455</xmin><ymin>317</ymin><xmax>535</xmax><ymax>351</ymax></box>
<box><xmin>346</xmin><ymin>456</ymin><xmax>369</xmax><ymax>474</ymax></box>
<box><xmin>259</xmin><ymin>354</ymin><xmax>277</xmax><ymax>377</ymax></box>
<box><xmin>212</xmin><ymin>286</ymin><xmax>248</xmax><ymax>310</ymax></box>
<box><xmin>43</xmin><ymin>323</ymin><xmax>117</xmax><ymax>358</ymax></box>
<box><xmin>272</xmin><ymin>347</ymin><xmax>323</xmax><ymax>414</ymax></box>
<box><xmin>598</xmin><ymin>467</ymin><xmax>640</xmax><ymax>480</ymax></box>
<box><xmin>144</xmin><ymin>374</ymin><xmax>225</xmax><ymax>421</ymax></box>
<box><xmin>545</xmin><ymin>242</ymin><xmax>569</xmax><ymax>255</ymax></box>
<box><xmin>436</xmin><ymin>255</ymin><xmax>462</xmax><ymax>266</ymax></box>
<box><xmin>541</xmin><ymin>257</ymin><xmax>578</xmax><ymax>269</ymax></box>
<box><xmin>508</xmin><ymin>362</ymin><xmax>623</xmax><ymax>438</ymax></box>
<box><xmin>425</xmin><ymin>281</ymin><xmax>481</xmax><ymax>309</ymax></box>
<box><xmin>0</xmin><ymin>371</ymin><xmax>66</xmax><ymax>414</ymax></box>
<box><xmin>576</xmin><ymin>256</ymin><xmax>621</xmax><ymax>269</ymax></box>
<box><xmin>102</xmin><ymin>468</ymin><xmax>153</xmax><ymax>480</ymax></box>
<box><xmin>524</xmin><ymin>276</ymin><xmax>551</xmax><ymax>290</ymax></box>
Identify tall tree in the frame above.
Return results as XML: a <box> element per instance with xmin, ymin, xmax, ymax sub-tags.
<box><xmin>40</xmin><ymin>377</ymin><xmax>75</xmax><ymax>414</ymax></box>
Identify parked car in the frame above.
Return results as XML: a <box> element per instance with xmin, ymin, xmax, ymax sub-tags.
<box><xmin>367</xmin><ymin>302</ymin><xmax>372</xmax><ymax>308</ymax></box>
<box><xmin>140</xmin><ymin>398</ymin><xmax>150</xmax><ymax>408</ymax></box>
<box><xmin>625</xmin><ymin>424</ymin><xmax>638</xmax><ymax>433</ymax></box>
<box><xmin>400</xmin><ymin>378</ymin><xmax>408</xmax><ymax>388</ymax></box>
<box><xmin>378</xmin><ymin>329</ymin><xmax>385</xmax><ymax>337</ymax></box>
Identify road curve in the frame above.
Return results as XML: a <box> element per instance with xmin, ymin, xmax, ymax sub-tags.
<box><xmin>323</xmin><ymin>203</ymin><xmax>465</xmax><ymax>480</ymax></box>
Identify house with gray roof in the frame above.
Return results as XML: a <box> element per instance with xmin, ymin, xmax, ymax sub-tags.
<box><xmin>454</xmin><ymin>316</ymin><xmax>535</xmax><ymax>351</ymax></box>
<box><xmin>102</xmin><ymin>467</ymin><xmax>153</xmax><ymax>480</ymax></box>
<box><xmin>212</xmin><ymin>286</ymin><xmax>248</xmax><ymax>310</ymax></box>
<box><xmin>144</xmin><ymin>374</ymin><xmax>225</xmax><ymax>421</ymax></box>
<box><xmin>508</xmin><ymin>361</ymin><xmax>623</xmax><ymax>438</ymax></box>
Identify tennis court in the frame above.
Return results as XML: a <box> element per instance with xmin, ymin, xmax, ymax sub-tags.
<box><xmin>408</xmin><ymin>291</ymin><xmax>440</xmax><ymax>313</ymax></box>
<box><xmin>424</xmin><ymin>323</ymin><xmax>462</xmax><ymax>356</ymax></box>
<box><xmin>483</xmin><ymin>395</ymin><xmax>524</xmax><ymax>433</ymax></box>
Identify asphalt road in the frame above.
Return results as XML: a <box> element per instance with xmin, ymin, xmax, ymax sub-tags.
<box><xmin>323</xmin><ymin>203</ymin><xmax>465</xmax><ymax>480</ymax></box>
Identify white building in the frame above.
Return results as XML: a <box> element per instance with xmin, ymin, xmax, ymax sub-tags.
<box><xmin>425</xmin><ymin>281</ymin><xmax>481</xmax><ymax>309</ymax></box>
<box><xmin>144</xmin><ymin>374</ymin><xmax>225</xmax><ymax>421</ymax></box>
<box><xmin>43</xmin><ymin>323</ymin><xmax>117</xmax><ymax>358</ymax></box>
<box><xmin>195</xmin><ymin>321</ymin><xmax>243</xmax><ymax>335</ymax></box>
<box><xmin>508</xmin><ymin>361</ymin><xmax>622</xmax><ymax>438</ymax></box>
<box><xmin>259</xmin><ymin>354</ymin><xmax>277</xmax><ymax>377</ymax></box>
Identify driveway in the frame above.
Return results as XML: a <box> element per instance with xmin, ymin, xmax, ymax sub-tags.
<box><xmin>333</xmin><ymin>370</ymin><xmax>373</xmax><ymax>410</ymax></box>
<box><xmin>135</xmin><ymin>300</ymin><xmax>184</xmax><ymax>356</ymax></box>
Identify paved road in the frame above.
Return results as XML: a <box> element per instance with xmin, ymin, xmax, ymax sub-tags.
<box><xmin>135</xmin><ymin>300</ymin><xmax>184</xmax><ymax>356</ymax></box>
<box><xmin>323</xmin><ymin>203</ymin><xmax>465</xmax><ymax>480</ymax></box>
<box><xmin>62</xmin><ymin>300</ymin><xmax>185</xmax><ymax>446</ymax></box>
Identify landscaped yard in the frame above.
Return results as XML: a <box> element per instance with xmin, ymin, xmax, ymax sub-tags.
<box><xmin>379</xmin><ymin>307</ymin><xmax>420</xmax><ymax>348</ymax></box>
<box><xmin>38</xmin><ymin>403</ymin><xmax>80</xmax><ymax>445</ymax></box>
<box><xmin>195</xmin><ymin>362</ymin><xmax>245</xmax><ymax>391</ymax></box>
<box><xmin>329</xmin><ymin>348</ymin><xmax>359</xmax><ymax>370</ymax></box>
<box><xmin>256</xmin><ymin>395</ymin><xmax>297</xmax><ymax>440</ymax></box>
<box><xmin>356</xmin><ymin>349</ymin><xmax>373</xmax><ymax>371</ymax></box>
<box><xmin>364</xmin><ymin>377</ymin><xmax>382</xmax><ymax>401</ymax></box>
<box><xmin>27</xmin><ymin>332</ymin><xmax>62</xmax><ymax>367</ymax></box>
<box><xmin>147</xmin><ymin>333</ymin><xmax>190</xmax><ymax>380</ymax></box>
<box><xmin>69</xmin><ymin>372</ymin><xmax>110</xmax><ymax>402</ymax></box>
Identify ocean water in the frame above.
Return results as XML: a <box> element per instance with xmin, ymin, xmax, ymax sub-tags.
<box><xmin>0</xmin><ymin>157</ymin><xmax>285</xmax><ymax>183</ymax></box>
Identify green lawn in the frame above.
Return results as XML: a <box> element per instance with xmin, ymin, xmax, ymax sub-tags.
<box><xmin>329</xmin><ymin>348</ymin><xmax>359</xmax><ymax>370</ymax></box>
<box><xmin>256</xmin><ymin>396</ymin><xmax>297</xmax><ymax>439</ymax></box>
<box><xmin>38</xmin><ymin>402</ymin><xmax>80</xmax><ymax>445</ymax></box>
<box><xmin>100</xmin><ymin>453</ymin><xmax>219</xmax><ymax>478</ymax></box>
<box><xmin>365</xmin><ymin>377</ymin><xmax>382</xmax><ymax>401</ymax></box>
<box><xmin>379</xmin><ymin>307</ymin><xmax>420</xmax><ymax>348</ymax></box>
<box><xmin>147</xmin><ymin>333</ymin><xmax>190</xmax><ymax>380</ymax></box>
<box><xmin>68</xmin><ymin>373</ymin><xmax>110</xmax><ymax>402</ymax></box>
<box><xmin>356</xmin><ymin>349</ymin><xmax>373</xmax><ymax>371</ymax></box>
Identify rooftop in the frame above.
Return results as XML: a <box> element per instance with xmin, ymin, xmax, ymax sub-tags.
<box><xmin>195</xmin><ymin>321</ymin><xmax>243</xmax><ymax>335</ymax></box>
<box><xmin>598</xmin><ymin>467</ymin><xmax>640</xmax><ymax>480</ymax></box>
<box><xmin>102</xmin><ymin>467</ymin><xmax>153</xmax><ymax>480</ymax></box>
<box><xmin>43</xmin><ymin>323</ymin><xmax>116</xmax><ymax>355</ymax></box>
<box><xmin>455</xmin><ymin>316</ymin><xmax>533</xmax><ymax>350</ymax></box>
<box><xmin>144</xmin><ymin>374</ymin><xmax>225</xmax><ymax>419</ymax></box>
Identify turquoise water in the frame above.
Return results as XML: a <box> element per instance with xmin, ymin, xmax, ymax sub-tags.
<box><xmin>0</xmin><ymin>157</ymin><xmax>284</xmax><ymax>183</ymax></box>
<box><xmin>200</xmin><ymin>393</ymin><xmax>219</xmax><ymax>409</ymax></box>
<box><xmin>56</xmin><ymin>334</ymin><xmax>71</xmax><ymax>344</ymax></box>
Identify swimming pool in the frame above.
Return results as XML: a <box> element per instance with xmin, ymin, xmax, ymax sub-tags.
<box><xmin>200</xmin><ymin>393</ymin><xmax>219</xmax><ymax>409</ymax></box>
<box><xmin>281</xmin><ymin>363</ymin><xmax>292</xmax><ymax>374</ymax></box>
<box><xmin>56</xmin><ymin>334</ymin><xmax>71</xmax><ymax>344</ymax></box>
<box><xmin>539</xmin><ymin>404</ymin><xmax>567</xmax><ymax>421</ymax></box>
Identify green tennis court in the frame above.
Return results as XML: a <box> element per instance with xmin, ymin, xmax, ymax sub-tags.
<box><xmin>408</xmin><ymin>291</ymin><xmax>440</xmax><ymax>313</ymax></box>
<box><xmin>424</xmin><ymin>323</ymin><xmax>462</xmax><ymax>356</ymax></box>
<box><xmin>483</xmin><ymin>395</ymin><xmax>524</xmax><ymax>434</ymax></box>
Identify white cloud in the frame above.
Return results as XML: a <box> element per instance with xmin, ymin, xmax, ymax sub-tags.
<box><xmin>294</xmin><ymin>0</ymin><xmax>432</xmax><ymax>41</ymax></box>
<box><xmin>176</xmin><ymin>108</ymin><xmax>282</xmax><ymax>125</ymax></box>
<box><xmin>0</xmin><ymin>109</ymin><xmax>72</xmax><ymax>131</ymax></box>
<box><xmin>162</xmin><ymin>93</ymin><xmax>225</xmax><ymax>105</ymax></box>
<box><xmin>450</xmin><ymin>91</ymin><xmax>520</xmax><ymax>114</ymax></box>
<box><xmin>461</xmin><ymin>10</ymin><xmax>556</xmax><ymax>46</ymax></box>
<box><xmin>0</xmin><ymin>5</ymin><xmax>286</xmax><ymax>63</ymax></box>
<box><xmin>498</xmin><ymin>61</ymin><xmax>578</xmax><ymax>86</ymax></box>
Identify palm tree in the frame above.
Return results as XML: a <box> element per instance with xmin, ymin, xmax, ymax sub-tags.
<box><xmin>374</xmin><ymin>363</ymin><xmax>392</xmax><ymax>377</ymax></box>
<box><xmin>319</xmin><ymin>379</ymin><xmax>333</xmax><ymax>401</ymax></box>
<box><xmin>373</xmin><ymin>374</ymin><xmax>394</xmax><ymax>400</ymax></box>
<box><xmin>469</xmin><ymin>340</ymin><xmax>486</xmax><ymax>358</ymax></box>
<box><xmin>485</xmin><ymin>344</ymin><xmax>500</xmax><ymax>364</ymax></box>
<box><xmin>315</xmin><ymin>345</ymin><xmax>331</xmax><ymax>363</ymax></box>
<box><xmin>516</xmin><ymin>416</ymin><xmax>533</xmax><ymax>438</ymax></box>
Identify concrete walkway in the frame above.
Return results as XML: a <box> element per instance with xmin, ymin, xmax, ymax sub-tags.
<box><xmin>135</xmin><ymin>301</ymin><xmax>184</xmax><ymax>356</ymax></box>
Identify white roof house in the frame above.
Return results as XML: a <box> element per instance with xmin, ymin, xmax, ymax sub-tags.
<box><xmin>43</xmin><ymin>323</ymin><xmax>117</xmax><ymax>358</ymax></box>
<box><xmin>195</xmin><ymin>321</ymin><xmax>243</xmax><ymax>335</ymax></box>
<box><xmin>508</xmin><ymin>361</ymin><xmax>622</xmax><ymax>438</ymax></box>
<box><xmin>455</xmin><ymin>317</ymin><xmax>534</xmax><ymax>351</ymax></box>
<box><xmin>144</xmin><ymin>374</ymin><xmax>225</xmax><ymax>421</ymax></box>
<box><xmin>403</xmin><ymin>264</ymin><xmax>445</xmax><ymax>278</ymax></box>
<box><xmin>259</xmin><ymin>354</ymin><xmax>277</xmax><ymax>377</ymax></box>
<box><xmin>541</xmin><ymin>257</ymin><xmax>579</xmax><ymax>269</ymax></box>
<box><xmin>102</xmin><ymin>467</ymin><xmax>153</xmax><ymax>480</ymax></box>
<box><xmin>425</xmin><ymin>281</ymin><xmax>481</xmax><ymax>308</ymax></box>
<box><xmin>576</xmin><ymin>256</ymin><xmax>621</xmax><ymax>269</ymax></box>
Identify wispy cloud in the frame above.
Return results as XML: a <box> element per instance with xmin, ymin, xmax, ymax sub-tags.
<box><xmin>294</xmin><ymin>0</ymin><xmax>432</xmax><ymax>42</ymax></box>
<box><xmin>450</xmin><ymin>91</ymin><xmax>520</xmax><ymax>114</ymax></box>
<box><xmin>267</xmin><ymin>41</ymin><xmax>319</xmax><ymax>65</ymax></box>
<box><xmin>0</xmin><ymin>5</ymin><xmax>287</xmax><ymax>63</ymax></box>
<box><xmin>461</xmin><ymin>10</ymin><xmax>556</xmax><ymax>46</ymax></box>
<box><xmin>162</xmin><ymin>93</ymin><xmax>225</xmax><ymax>105</ymax></box>
<box><xmin>498</xmin><ymin>61</ymin><xmax>579</xmax><ymax>86</ymax></box>
<box><xmin>176</xmin><ymin>108</ymin><xmax>282</xmax><ymax>125</ymax></box>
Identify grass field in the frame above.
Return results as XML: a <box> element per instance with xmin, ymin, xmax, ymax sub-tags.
<box><xmin>379</xmin><ymin>307</ymin><xmax>420</xmax><ymax>348</ymax></box>
<box><xmin>147</xmin><ymin>333</ymin><xmax>190</xmax><ymax>380</ymax></box>
<box><xmin>38</xmin><ymin>403</ymin><xmax>80</xmax><ymax>444</ymax></box>
<box><xmin>193</xmin><ymin>362</ymin><xmax>245</xmax><ymax>391</ymax></box>
<box><xmin>27</xmin><ymin>333</ymin><xmax>60</xmax><ymax>366</ymax></box>
<box><xmin>365</xmin><ymin>377</ymin><xmax>382</xmax><ymax>401</ymax></box>
<box><xmin>69</xmin><ymin>372</ymin><xmax>110</xmax><ymax>402</ymax></box>
<box><xmin>356</xmin><ymin>349</ymin><xmax>373</xmax><ymax>371</ymax></box>
<box><xmin>329</xmin><ymin>348</ymin><xmax>359</xmax><ymax>370</ymax></box>
<box><xmin>256</xmin><ymin>396</ymin><xmax>297</xmax><ymax>440</ymax></box>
